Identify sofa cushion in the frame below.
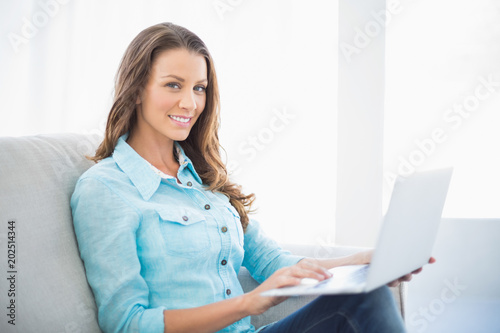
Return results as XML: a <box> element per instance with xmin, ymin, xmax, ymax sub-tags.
<box><xmin>0</xmin><ymin>133</ymin><xmax>102</xmax><ymax>332</ymax></box>
<box><xmin>0</xmin><ymin>133</ymin><xmax>406</xmax><ymax>332</ymax></box>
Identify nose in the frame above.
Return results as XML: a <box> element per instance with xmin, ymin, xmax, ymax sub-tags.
<box><xmin>178</xmin><ymin>89</ymin><xmax>197</xmax><ymax>112</ymax></box>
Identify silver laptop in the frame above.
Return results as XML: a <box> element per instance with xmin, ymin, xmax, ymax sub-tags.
<box><xmin>262</xmin><ymin>168</ymin><xmax>453</xmax><ymax>297</ymax></box>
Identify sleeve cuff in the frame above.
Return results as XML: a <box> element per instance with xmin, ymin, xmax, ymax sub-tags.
<box><xmin>276</xmin><ymin>254</ymin><xmax>306</xmax><ymax>269</ymax></box>
<box><xmin>139</xmin><ymin>306</ymin><xmax>166</xmax><ymax>333</ymax></box>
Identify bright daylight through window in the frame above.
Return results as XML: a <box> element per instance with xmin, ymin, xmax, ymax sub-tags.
<box><xmin>384</xmin><ymin>0</ymin><xmax>500</xmax><ymax>218</ymax></box>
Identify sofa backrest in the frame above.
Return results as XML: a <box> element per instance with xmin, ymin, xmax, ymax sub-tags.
<box><xmin>0</xmin><ymin>133</ymin><xmax>102</xmax><ymax>333</ymax></box>
<box><xmin>0</xmin><ymin>133</ymin><xmax>406</xmax><ymax>332</ymax></box>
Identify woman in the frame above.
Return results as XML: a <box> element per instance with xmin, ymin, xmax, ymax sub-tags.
<box><xmin>71</xmin><ymin>22</ymin><xmax>425</xmax><ymax>333</ymax></box>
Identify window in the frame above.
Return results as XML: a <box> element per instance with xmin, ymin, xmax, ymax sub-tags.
<box><xmin>384</xmin><ymin>0</ymin><xmax>500</xmax><ymax>218</ymax></box>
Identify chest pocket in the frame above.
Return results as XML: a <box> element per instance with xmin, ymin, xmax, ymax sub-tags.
<box><xmin>156</xmin><ymin>208</ymin><xmax>211</xmax><ymax>258</ymax></box>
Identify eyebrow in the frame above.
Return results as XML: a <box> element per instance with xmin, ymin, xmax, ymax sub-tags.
<box><xmin>161</xmin><ymin>74</ymin><xmax>207</xmax><ymax>84</ymax></box>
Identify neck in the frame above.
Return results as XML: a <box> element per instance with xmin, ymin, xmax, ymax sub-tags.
<box><xmin>127</xmin><ymin>129</ymin><xmax>180</xmax><ymax>178</ymax></box>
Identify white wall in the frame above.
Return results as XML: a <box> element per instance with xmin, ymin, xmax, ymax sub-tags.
<box><xmin>0</xmin><ymin>0</ymin><xmax>340</xmax><ymax>245</ymax></box>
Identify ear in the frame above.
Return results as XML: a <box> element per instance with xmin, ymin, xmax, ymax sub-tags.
<box><xmin>136</xmin><ymin>94</ymin><xmax>141</xmax><ymax>105</ymax></box>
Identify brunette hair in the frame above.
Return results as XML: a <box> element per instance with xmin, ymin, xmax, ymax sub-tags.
<box><xmin>92</xmin><ymin>22</ymin><xmax>254</xmax><ymax>231</ymax></box>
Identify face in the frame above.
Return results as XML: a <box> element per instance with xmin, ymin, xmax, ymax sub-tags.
<box><xmin>134</xmin><ymin>48</ymin><xmax>207</xmax><ymax>145</ymax></box>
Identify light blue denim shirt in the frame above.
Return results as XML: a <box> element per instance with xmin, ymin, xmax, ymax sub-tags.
<box><xmin>70</xmin><ymin>134</ymin><xmax>303</xmax><ymax>333</ymax></box>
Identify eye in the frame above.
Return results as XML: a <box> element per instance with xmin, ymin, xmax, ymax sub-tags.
<box><xmin>166</xmin><ymin>82</ymin><xmax>180</xmax><ymax>89</ymax></box>
<box><xmin>194</xmin><ymin>85</ymin><xmax>206</xmax><ymax>93</ymax></box>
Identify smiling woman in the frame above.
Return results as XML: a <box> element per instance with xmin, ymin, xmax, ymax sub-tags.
<box><xmin>69</xmin><ymin>22</ymin><xmax>411</xmax><ymax>333</ymax></box>
<box><xmin>127</xmin><ymin>49</ymin><xmax>208</xmax><ymax>178</ymax></box>
<box><xmin>88</xmin><ymin>23</ymin><xmax>256</xmax><ymax>234</ymax></box>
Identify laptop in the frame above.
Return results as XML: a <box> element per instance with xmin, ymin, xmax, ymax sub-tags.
<box><xmin>261</xmin><ymin>167</ymin><xmax>453</xmax><ymax>297</ymax></box>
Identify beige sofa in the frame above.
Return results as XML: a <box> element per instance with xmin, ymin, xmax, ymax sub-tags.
<box><xmin>0</xmin><ymin>133</ymin><xmax>405</xmax><ymax>332</ymax></box>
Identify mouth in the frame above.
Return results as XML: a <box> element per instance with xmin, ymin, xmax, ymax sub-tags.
<box><xmin>169</xmin><ymin>115</ymin><xmax>192</xmax><ymax>127</ymax></box>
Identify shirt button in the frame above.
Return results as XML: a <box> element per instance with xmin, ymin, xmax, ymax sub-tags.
<box><xmin>204</xmin><ymin>204</ymin><xmax>211</xmax><ymax>210</ymax></box>
<box><xmin>221</xmin><ymin>226</ymin><xmax>228</xmax><ymax>233</ymax></box>
<box><xmin>221</xmin><ymin>259</ymin><xmax>227</xmax><ymax>266</ymax></box>
<box><xmin>226</xmin><ymin>289</ymin><xmax>231</xmax><ymax>296</ymax></box>
<box><xmin>186</xmin><ymin>181</ymin><xmax>192</xmax><ymax>187</ymax></box>
<box><xmin>182</xmin><ymin>216</ymin><xmax>188</xmax><ymax>221</ymax></box>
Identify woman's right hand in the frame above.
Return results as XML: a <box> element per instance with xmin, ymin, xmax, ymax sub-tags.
<box><xmin>242</xmin><ymin>259</ymin><xmax>333</xmax><ymax>316</ymax></box>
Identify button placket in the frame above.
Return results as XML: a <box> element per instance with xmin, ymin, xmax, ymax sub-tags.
<box><xmin>206</xmin><ymin>203</ymin><xmax>233</xmax><ymax>299</ymax></box>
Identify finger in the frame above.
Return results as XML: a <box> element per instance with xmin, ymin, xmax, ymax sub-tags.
<box><xmin>387</xmin><ymin>280</ymin><xmax>400</xmax><ymax>287</ymax></box>
<box><xmin>411</xmin><ymin>267</ymin><xmax>423</xmax><ymax>274</ymax></box>
<box><xmin>401</xmin><ymin>274</ymin><xmax>413</xmax><ymax>282</ymax></box>
<box><xmin>275</xmin><ymin>274</ymin><xmax>302</xmax><ymax>288</ymax></box>
<box><xmin>285</xmin><ymin>265</ymin><xmax>322</xmax><ymax>282</ymax></box>
<box><xmin>297</xmin><ymin>260</ymin><xmax>332</xmax><ymax>279</ymax></box>
<box><xmin>390</xmin><ymin>274</ymin><xmax>412</xmax><ymax>287</ymax></box>
<box><xmin>298</xmin><ymin>267</ymin><xmax>331</xmax><ymax>281</ymax></box>
<box><xmin>298</xmin><ymin>259</ymin><xmax>331</xmax><ymax>275</ymax></box>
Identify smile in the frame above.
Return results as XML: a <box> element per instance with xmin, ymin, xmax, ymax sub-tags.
<box><xmin>169</xmin><ymin>115</ymin><xmax>191</xmax><ymax>123</ymax></box>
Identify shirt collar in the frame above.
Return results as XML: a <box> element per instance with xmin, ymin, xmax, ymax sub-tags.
<box><xmin>112</xmin><ymin>134</ymin><xmax>203</xmax><ymax>201</ymax></box>
<box><xmin>175</xmin><ymin>143</ymin><xmax>203</xmax><ymax>185</ymax></box>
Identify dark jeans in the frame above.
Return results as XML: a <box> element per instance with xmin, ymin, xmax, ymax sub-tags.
<box><xmin>259</xmin><ymin>286</ymin><xmax>406</xmax><ymax>333</ymax></box>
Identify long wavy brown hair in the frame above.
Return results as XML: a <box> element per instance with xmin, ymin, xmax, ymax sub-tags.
<box><xmin>92</xmin><ymin>22</ymin><xmax>255</xmax><ymax>231</ymax></box>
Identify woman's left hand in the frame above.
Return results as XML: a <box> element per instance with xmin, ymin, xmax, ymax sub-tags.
<box><xmin>387</xmin><ymin>257</ymin><xmax>436</xmax><ymax>287</ymax></box>
<box><xmin>316</xmin><ymin>250</ymin><xmax>436</xmax><ymax>287</ymax></box>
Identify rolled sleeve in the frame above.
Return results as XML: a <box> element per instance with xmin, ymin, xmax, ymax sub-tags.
<box><xmin>242</xmin><ymin>219</ymin><xmax>304</xmax><ymax>284</ymax></box>
<box><xmin>71</xmin><ymin>177</ymin><xmax>165</xmax><ymax>333</ymax></box>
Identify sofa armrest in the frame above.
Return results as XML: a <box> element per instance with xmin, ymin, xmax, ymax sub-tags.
<box><xmin>237</xmin><ymin>243</ymin><xmax>406</xmax><ymax>330</ymax></box>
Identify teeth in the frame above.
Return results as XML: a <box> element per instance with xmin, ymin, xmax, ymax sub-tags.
<box><xmin>170</xmin><ymin>115</ymin><xmax>190</xmax><ymax>123</ymax></box>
